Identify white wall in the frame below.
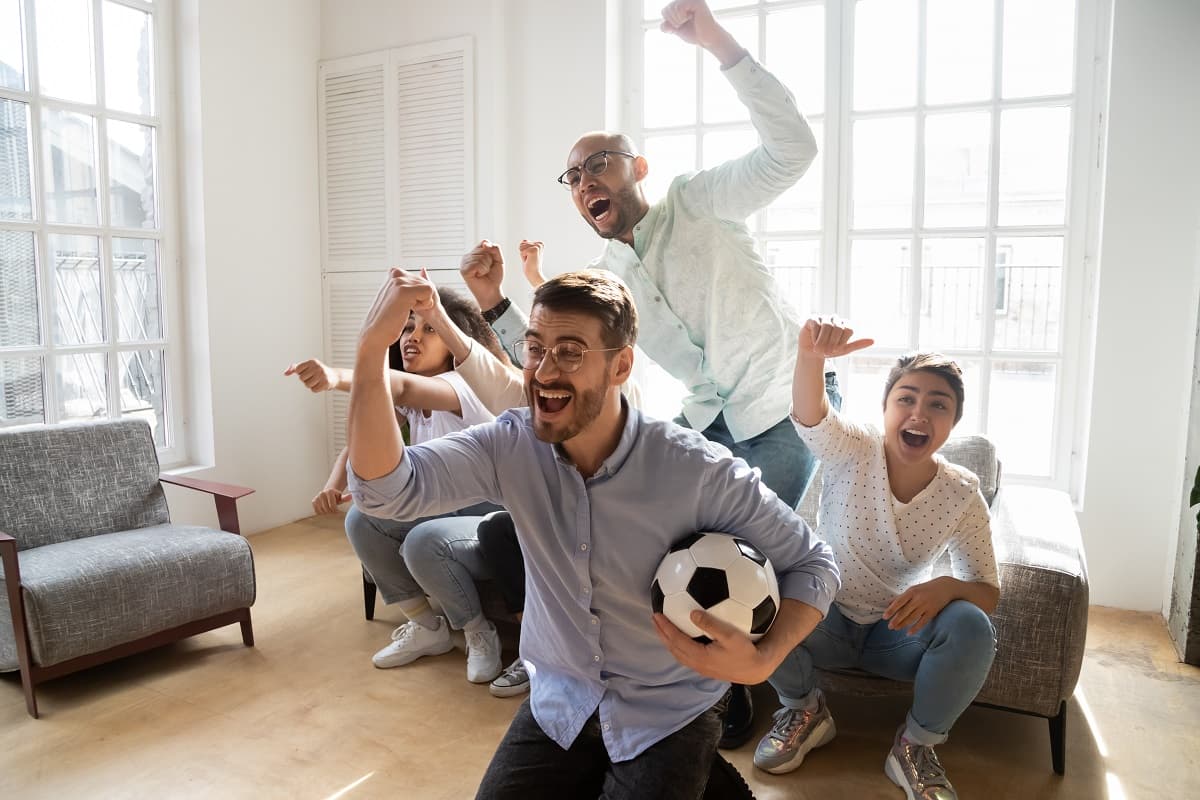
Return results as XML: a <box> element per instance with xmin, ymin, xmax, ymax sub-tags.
<box><xmin>167</xmin><ymin>0</ymin><xmax>327</xmax><ymax>533</ymax></box>
<box><xmin>1078</xmin><ymin>0</ymin><xmax>1200</xmax><ymax>610</ymax></box>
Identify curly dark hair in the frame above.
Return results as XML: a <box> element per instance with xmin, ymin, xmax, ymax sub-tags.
<box><xmin>388</xmin><ymin>287</ymin><xmax>512</xmax><ymax>373</ymax></box>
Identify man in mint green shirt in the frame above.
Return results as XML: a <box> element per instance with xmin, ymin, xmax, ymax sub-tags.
<box><xmin>459</xmin><ymin>0</ymin><xmax>838</xmax><ymax>749</ymax></box>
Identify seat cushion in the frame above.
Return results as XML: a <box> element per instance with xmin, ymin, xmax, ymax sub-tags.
<box><xmin>0</xmin><ymin>525</ymin><xmax>256</xmax><ymax>670</ymax></box>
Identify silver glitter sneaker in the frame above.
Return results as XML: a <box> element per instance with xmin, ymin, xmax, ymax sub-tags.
<box><xmin>884</xmin><ymin>724</ymin><xmax>958</xmax><ymax>800</ymax></box>
<box><xmin>752</xmin><ymin>692</ymin><xmax>837</xmax><ymax>774</ymax></box>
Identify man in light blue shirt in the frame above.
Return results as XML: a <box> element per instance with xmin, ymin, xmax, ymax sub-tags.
<box><xmin>346</xmin><ymin>266</ymin><xmax>839</xmax><ymax>799</ymax></box>
<box><xmin>460</xmin><ymin>0</ymin><xmax>838</xmax><ymax>744</ymax></box>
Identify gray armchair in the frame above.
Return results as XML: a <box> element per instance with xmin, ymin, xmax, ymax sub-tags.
<box><xmin>798</xmin><ymin>434</ymin><xmax>1089</xmax><ymax>775</ymax></box>
<box><xmin>0</xmin><ymin>419</ymin><xmax>257</xmax><ymax>718</ymax></box>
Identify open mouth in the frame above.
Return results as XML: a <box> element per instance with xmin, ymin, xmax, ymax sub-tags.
<box><xmin>535</xmin><ymin>387</ymin><xmax>572</xmax><ymax>415</ymax></box>
<box><xmin>900</xmin><ymin>428</ymin><xmax>930</xmax><ymax>448</ymax></box>
<box><xmin>403</xmin><ymin>347</ymin><xmax>421</xmax><ymax>359</ymax></box>
<box><xmin>586</xmin><ymin>196</ymin><xmax>611</xmax><ymax>224</ymax></box>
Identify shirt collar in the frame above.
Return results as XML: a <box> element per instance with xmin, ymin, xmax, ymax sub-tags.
<box><xmin>547</xmin><ymin>396</ymin><xmax>639</xmax><ymax>480</ymax></box>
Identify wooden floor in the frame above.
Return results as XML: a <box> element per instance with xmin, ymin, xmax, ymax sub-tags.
<box><xmin>3</xmin><ymin>514</ymin><xmax>1198</xmax><ymax>799</ymax></box>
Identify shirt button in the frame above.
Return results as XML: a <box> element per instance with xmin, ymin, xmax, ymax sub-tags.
<box><xmin>603</xmin><ymin>722</ymin><xmax>611</xmax><ymax>731</ymax></box>
<box><xmin>580</xmin><ymin>543</ymin><xmax>588</xmax><ymax>552</ymax></box>
<box><xmin>593</xmin><ymin>655</ymin><xmax>601</xmax><ymax>662</ymax></box>
<box><xmin>591</xmin><ymin>617</ymin><xmax>599</xmax><ymax>625</ymax></box>
<box><xmin>654</xmin><ymin>296</ymin><xmax>661</xmax><ymax>303</ymax></box>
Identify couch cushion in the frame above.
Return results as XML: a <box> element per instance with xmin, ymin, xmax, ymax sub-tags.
<box><xmin>0</xmin><ymin>525</ymin><xmax>256</xmax><ymax>670</ymax></box>
<box><xmin>0</xmin><ymin>420</ymin><xmax>170</xmax><ymax>550</ymax></box>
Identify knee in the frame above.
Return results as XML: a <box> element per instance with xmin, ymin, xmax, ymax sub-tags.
<box><xmin>937</xmin><ymin>600</ymin><xmax>997</xmax><ymax>657</ymax></box>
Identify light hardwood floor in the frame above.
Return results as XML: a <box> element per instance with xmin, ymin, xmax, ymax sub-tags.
<box><xmin>3</xmin><ymin>515</ymin><xmax>1198</xmax><ymax>799</ymax></box>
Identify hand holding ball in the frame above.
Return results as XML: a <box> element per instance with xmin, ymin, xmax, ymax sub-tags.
<box><xmin>651</xmin><ymin>532</ymin><xmax>780</xmax><ymax>643</ymax></box>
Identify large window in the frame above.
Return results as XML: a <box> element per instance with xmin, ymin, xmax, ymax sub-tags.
<box><xmin>0</xmin><ymin>0</ymin><xmax>178</xmax><ymax>454</ymax></box>
<box><xmin>628</xmin><ymin>0</ymin><xmax>1102</xmax><ymax>485</ymax></box>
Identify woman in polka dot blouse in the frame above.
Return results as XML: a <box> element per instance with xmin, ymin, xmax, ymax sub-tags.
<box><xmin>752</xmin><ymin>317</ymin><xmax>1000</xmax><ymax>800</ymax></box>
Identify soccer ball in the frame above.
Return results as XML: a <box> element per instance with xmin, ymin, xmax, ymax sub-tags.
<box><xmin>650</xmin><ymin>532</ymin><xmax>780</xmax><ymax>643</ymax></box>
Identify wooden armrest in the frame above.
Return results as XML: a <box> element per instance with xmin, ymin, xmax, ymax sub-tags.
<box><xmin>159</xmin><ymin>474</ymin><xmax>255</xmax><ymax>535</ymax></box>
<box><xmin>159</xmin><ymin>474</ymin><xmax>255</xmax><ymax>500</ymax></box>
<box><xmin>0</xmin><ymin>531</ymin><xmax>14</xmax><ymax>545</ymax></box>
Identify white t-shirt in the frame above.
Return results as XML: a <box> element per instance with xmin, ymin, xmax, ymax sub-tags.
<box><xmin>397</xmin><ymin>370</ymin><xmax>494</xmax><ymax>445</ymax></box>
<box><xmin>794</xmin><ymin>408</ymin><xmax>999</xmax><ymax>624</ymax></box>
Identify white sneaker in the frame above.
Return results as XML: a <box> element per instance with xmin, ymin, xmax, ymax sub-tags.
<box><xmin>372</xmin><ymin>618</ymin><xmax>453</xmax><ymax>669</ymax></box>
<box><xmin>465</xmin><ymin>625</ymin><xmax>502</xmax><ymax>683</ymax></box>
<box><xmin>489</xmin><ymin>657</ymin><xmax>530</xmax><ymax>698</ymax></box>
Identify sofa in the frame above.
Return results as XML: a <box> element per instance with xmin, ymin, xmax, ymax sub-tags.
<box><xmin>0</xmin><ymin>419</ymin><xmax>258</xmax><ymax>718</ymax></box>
<box><xmin>797</xmin><ymin>434</ymin><xmax>1089</xmax><ymax>775</ymax></box>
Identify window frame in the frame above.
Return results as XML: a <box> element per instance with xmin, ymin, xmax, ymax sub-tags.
<box><xmin>0</xmin><ymin>0</ymin><xmax>185</xmax><ymax>464</ymax></box>
<box><xmin>621</xmin><ymin>0</ymin><xmax>1109</xmax><ymax>492</ymax></box>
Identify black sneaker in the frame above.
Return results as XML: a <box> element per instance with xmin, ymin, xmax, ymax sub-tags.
<box><xmin>718</xmin><ymin>683</ymin><xmax>755</xmax><ymax>750</ymax></box>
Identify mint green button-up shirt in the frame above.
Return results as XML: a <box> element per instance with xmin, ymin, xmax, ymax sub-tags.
<box><xmin>492</xmin><ymin>55</ymin><xmax>817</xmax><ymax>442</ymax></box>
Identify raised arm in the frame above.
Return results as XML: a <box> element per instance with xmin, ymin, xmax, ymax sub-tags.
<box><xmin>285</xmin><ymin>358</ymin><xmax>351</xmax><ymax>393</ymax></box>
<box><xmin>349</xmin><ymin>270</ymin><xmax>436</xmax><ymax>480</ymax></box>
<box><xmin>791</xmin><ymin>318</ymin><xmax>873</xmax><ymax>427</ymax></box>
<box><xmin>662</xmin><ymin>0</ymin><xmax>818</xmax><ymax>221</ymax></box>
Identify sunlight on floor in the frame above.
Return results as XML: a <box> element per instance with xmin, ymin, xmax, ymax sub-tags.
<box><xmin>1105</xmin><ymin>771</ymin><xmax>1128</xmax><ymax>800</ymax></box>
<box><xmin>1074</xmin><ymin>688</ymin><xmax>1108</xmax><ymax>758</ymax></box>
<box><xmin>324</xmin><ymin>771</ymin><xmax>376</xmax><ymax>800</ymax></box>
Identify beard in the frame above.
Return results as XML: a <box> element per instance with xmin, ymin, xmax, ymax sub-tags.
<box><xmin>585</xmin><ymin>184</ymin><xmax>642</xmax><ymax>241</ymax></box>
<box><xmin>526</xmin><ymin>375</ymin><xmax>610</xmax><ymax>444</ymax></box>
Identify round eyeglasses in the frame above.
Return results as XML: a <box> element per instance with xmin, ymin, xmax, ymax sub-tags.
<box><xmin>513</xmin><ymin>340</ymin><xmax>624</xmax><ymax>373</ymax></box>
<box><xmin>557</xmin><ymin>150</ymin><xmax>637</xmax><ymax>190</ymax></box>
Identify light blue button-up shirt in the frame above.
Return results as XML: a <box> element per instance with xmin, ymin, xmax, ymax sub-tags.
<box><xmin>491</xmin><ymin>56</ymin><xmax>817</xmax><ymax>442</ymax></box>
<box><xmin>348</xmin><ymin>402</ymin><xmax>839</xmax><ymax>762</ymax></box>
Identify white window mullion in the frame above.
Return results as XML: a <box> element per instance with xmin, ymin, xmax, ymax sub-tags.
<box><xmin>835</xmin><ymin>0</ymin><xmax>855</xmax><ymax>316</ymax></box>
<box><xmin>92</xmin><ymin>0</ymin><xmax>120</xmax><ymax>420</ymax></box>
<box><xmin>908</xmin><ymin>0</ymin><xmax>928</xmax><ymax>349</ymax></box>
<box><xmin>820</xmin><ymin>0</ymin><xmax>843</xmax><ymax>313</ymax></box>
<box><xmin>978</xmin><ymin>0</ymin><xmax>1007</xmax><ymax>440</ymax></box>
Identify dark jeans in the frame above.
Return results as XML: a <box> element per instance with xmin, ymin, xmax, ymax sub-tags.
<box><xmin>476</xmin><ymin>692</ymin><xmax>730</xmax><ymax>800</ymax></box>
<box><xmin>680</xmin><ymin>371</ymin><xmax>842</xmax><ymax>510</ymax></box>
<box><xmin>477</xmin><ymin>511</ymin><xmax>525</xmax><ymax>614</ymax></box>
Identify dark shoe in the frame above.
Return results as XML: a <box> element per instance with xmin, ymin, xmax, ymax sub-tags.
<box><xmin>718</xmin><ymin>683</ymin><xmax>755</xmax><ymax>750</ymax></box>
<box><xmin>703</xmin><ymin>752</ymin><xmax>756</xmax><ymax>799</ymax></box>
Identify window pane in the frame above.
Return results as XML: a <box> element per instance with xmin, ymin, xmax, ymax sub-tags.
<box><xmin>0</xmin><ymin>357</ymin><xmax>44</xmax><ymax>425</ymax></box>
<box><xmin>113</xmin><ymin>237</ymin><xmax>160</xmax><ymax>341</ymax></box>
<box><xmin>701</xmin><ymin>127</ymin><xmax>757</xmax><ymax>170</ymax></box>
<box><xmin>765</xmin><ymin>5</ymin><xmax>824</xmax><ymax>115</ymax></box>
<box><xmin>841</xmin><ymin>354</ymin><xmax>893</xmax><ymax>424</ymax></box>
<box><xmin>0</xmin><ymin>0</ymin><xmax>26</xmax><ymax>90</ymax></box>
<box><xmin>0</xmin><ymin>98</ymin><xmax>34</xmax><ymax>220</ymax></box>
<box><xmin>119</xmin><ymin>349</ymin><xmax>165</xmax><ymax>446</ymax></box>
<box><xmin>0</xmin><ymin>230</ymin><xmax>39</xmax><ymax>347</ymax></box>
<box><xmin>919</xmin><ymin>237</ymin><xmax>984</xmax><ymax>350</ymax></box>
<box><xmin>925</xmin><ymin>0</ymin><xmax>992</xmax><ymax>105</ymax></box>
<box><xmin>56</xmin><ymin>351</ymin><xmax>107</xmax><ymax>421</ymax></box>
<box><xmin>50</xmin><ymin>233</ymin><xmax>103</xmax><ymax>345</ymax></box>
<box><xmin>765</xmin><ymin>240</ymin><xmax>819</xmax><ymax>315</ymax></box>
<box><xmin>852</xmin><ymin>116</ymin><xmax>914</xmax><ymax>229</ymax></box>
<box><xmin>948</xmin><ymin>359</ymin><xmax>982</xmax><ymax>435</ymax></box>
<box><xmin>643</xmin><ymin>133</ymin><xmax>695</xmax><ymax>204</ymax></box>
<box><xmin>42</xmin><ymin>108</ymin><xmax>99</xmax><ymax>225</ymax></box>
<box><xmin>924</xmin><ymin>111</ymin><xmax>989</xmax><ymax>228</ymax></box>
<box><xmin>998</xmin><ymin>106</ymin><xmax>1070</xmax><ymax>226</ymax></box>
<box><xmin>854</xmin><ymin>0</ymin><xmax>916</xmax><ymax>110</ymax></box>
<box><xmin>994</xmin><ymin>236</ymin><xmax>1062</xmax><ymax>351</ymax></box>
<box><xmin>988</xmin><ymin>360</ymin><xmax>1056</xmax><ymax>476</ymax></box>
<box><xmin>703</xmin><ymin>15</ymin><xmax>757</xmax><ymax>123</ymax></box>
<box><xmin>644</xmin><ymin>29</ymin><xmax>696</xmax><ymax>128</ymax></box>
<box><xmin>644</xmin><ymin>0</ymin><xmax>746</xmax><ymax>18</ymax></box>
<box><xmin>849</xmin><ymin>239</ymin><xmax>910</xmax><ymax>347</ymax></box>
<box><xmin>108</xmin><ymin>119</ymin><xmax>156</xmax><ymax>229</ymax></box>
<box><xmin>35</xmin><ymin>0</ymin><xmax>96</xmax><ymax>104</ymax></box>
<box><xmin>1002</xmin><ymin>0</ymin><xmax>1075</xmax><ymax>99</ymax></box>
<box><xmin>103</xmin><ymin>0</ymin><xmax>154</xmax><ymax>115</ymax></box>
<box><xmin>764</xmin><ymin>120</ymin><xmax>822</xmax><ymax>232</ymax></box>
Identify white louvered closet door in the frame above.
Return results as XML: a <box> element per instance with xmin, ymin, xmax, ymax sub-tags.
<box><xmin>318</xmin><ymin>38</ymin><xmax>475</xmax><ymax>461</ymax></box>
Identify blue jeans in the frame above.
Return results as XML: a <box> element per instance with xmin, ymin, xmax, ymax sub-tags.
<box><xmin>768</xmin><ymin>601</ymin><xmax>997</xmax><ymax>744</ymax></box>
<box><xmin>344</xmin><ymin>502</ymin><xmax>499</xmax><ymax>629</ymax></box>
<box><xmin>683</xmin><ymin>371</ymin><xmax>842</xmax><ymax>509</ymax></box>
<box><xmin>476</xmin><ymin>692</ymin><xmax>729</xmax><ymax>800</ymax></box>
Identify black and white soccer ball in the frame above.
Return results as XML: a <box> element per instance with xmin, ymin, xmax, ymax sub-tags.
<box><xmin>650</xmin><ymin>532</ymin><xmax>780</xmax><ymax>643</ymax></box>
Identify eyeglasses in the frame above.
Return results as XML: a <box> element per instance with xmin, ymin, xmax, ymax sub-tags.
<box><xmin>557</xmin><ymin>150</ymin><xmax>637</xmax><ymax>189</ymax></box>
<box><xmin>513</xmin><ymin>339</ymin><xmax>624</xmax><ymax>373</ymax></box>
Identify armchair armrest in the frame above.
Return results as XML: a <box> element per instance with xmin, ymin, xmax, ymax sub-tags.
<box><xmin>0</xmin><ymin>531</ymin><xmax>38</xmax><ymax>715</ymax></box>
<box><xmin>159</xmin><ymin>474</ymin><xmax>256</xmax><ymax>535</ymax></box>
